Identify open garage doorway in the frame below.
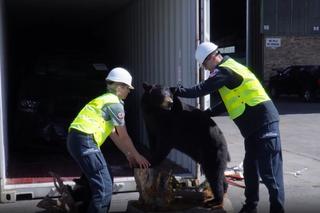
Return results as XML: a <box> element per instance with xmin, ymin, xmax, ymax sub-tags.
<box><xmin>210</xmin><ymin>0</ymin><xmax>246</xmax><ymax>64</ymax></box>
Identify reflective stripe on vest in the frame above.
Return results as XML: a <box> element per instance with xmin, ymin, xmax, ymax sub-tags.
<box><xmin>218</xmin><ymin>58</ymin><xmax>270</xmax><ymax>119</ymax></box>
<box><xmin>69</xmin><ymin>93</ymin><xmax>120</xmax><ymax>147</ymax></box>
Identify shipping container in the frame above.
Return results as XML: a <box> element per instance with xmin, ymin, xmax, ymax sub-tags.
<box><xmin>0</xmin><ymin>0</ymin><xmax>212</xmax><ymax>205</ymax></box>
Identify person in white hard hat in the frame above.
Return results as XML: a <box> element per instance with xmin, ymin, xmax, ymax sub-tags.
<box><xmin>66</xmin><ymin>67</ymin><xmax>150</xmax><ymax>213</ymax></box>
<box><xmin>171</xmin><ymin>42</ymin><xmax>284</xmax><ymax>213</ymax></box>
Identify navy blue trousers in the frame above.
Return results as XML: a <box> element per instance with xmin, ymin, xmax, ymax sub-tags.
<box><xmin>67</xmin><ymin>130</ymin><xmax>113</xmax><ymax>213</ymax></box>
<box><xmin>243</xmin><ymin>121</ymin><xmax>285</xmax><ymax>213</ymax></box>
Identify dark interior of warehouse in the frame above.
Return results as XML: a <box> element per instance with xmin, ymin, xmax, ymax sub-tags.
<box><xmin>211</xmin><ymin>0</ymin><xmax>246</xmax><ymax>63</ymax></box>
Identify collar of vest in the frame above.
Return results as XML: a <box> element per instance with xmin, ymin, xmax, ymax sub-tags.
<box><xmin>104</xmin><ymin>92</ymin><xmax>123</xmax><ymax>104</ymax></box>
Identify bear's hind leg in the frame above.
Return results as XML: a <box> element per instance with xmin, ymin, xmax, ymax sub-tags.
<box><xmin>200</xmin><ymin>154</ymin><xmax>227</xmax><ymax>209</ymax></box>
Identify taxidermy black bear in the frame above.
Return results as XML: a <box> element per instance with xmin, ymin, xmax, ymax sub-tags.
<box><xmin>141</xmin><ymin>82</ymin><xmax>230</xmax><ymax>208</ymax></box>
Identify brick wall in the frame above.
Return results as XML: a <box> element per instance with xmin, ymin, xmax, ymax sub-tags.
<box><xmin>263</xmin><ymin>36</ymin><xmax>320</xmax><ymax>83</ymax></box>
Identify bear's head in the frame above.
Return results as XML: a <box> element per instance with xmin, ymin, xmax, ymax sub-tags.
<box><xmin>141</xmin><ymin>82</ymin><xmax>174</xmax><ymax>111</ymax></box>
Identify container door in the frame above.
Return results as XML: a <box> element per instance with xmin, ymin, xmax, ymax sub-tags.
<box><xmin>112</xmin><ymin>0</ymin><xmax>200</xmax><ymax>179</ymax></box>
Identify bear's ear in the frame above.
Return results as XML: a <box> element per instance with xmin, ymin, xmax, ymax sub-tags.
<box><xmin>143</xmin><ymin>82</ymin><xmax>153</xmax><ymax>92</ymax></box>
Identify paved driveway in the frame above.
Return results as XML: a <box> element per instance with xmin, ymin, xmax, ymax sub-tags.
<box><xmin>215</xmin><ymin>98</ymin><xmax>320</xmax><ymax>213</ymax></box>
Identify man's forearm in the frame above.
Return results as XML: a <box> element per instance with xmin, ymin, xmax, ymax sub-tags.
<box><xmin>110</xmin><ymin>132</ymin><xmax>138</xmax><ymax>157</ymax></box>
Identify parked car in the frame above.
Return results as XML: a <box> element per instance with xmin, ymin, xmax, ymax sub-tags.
<box><xmin>268</xmin><ymin>65</ymin><xmax>320</xmax><ymax>102</ymax></box>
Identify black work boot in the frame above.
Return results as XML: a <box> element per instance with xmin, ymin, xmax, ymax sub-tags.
<box><xmin>238</xmin><ymin>204</ymin><xmax>258</xmax><ymax>213</ymax></box>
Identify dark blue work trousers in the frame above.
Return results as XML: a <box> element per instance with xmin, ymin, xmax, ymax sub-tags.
<box><xmin>243</xmin><ymin>121</ymin><xmax>285</xmax><ymax>213</ymax></box>
<box><xmin>67</xmin><ymin>130</ymin><xmax>113</xmax><ymax>213</ymax></box>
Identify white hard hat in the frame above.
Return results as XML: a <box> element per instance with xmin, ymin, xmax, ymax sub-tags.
<box><xmin>106</xmin><ymin>67</ymin><xmax>134</xmax><ymax>89</ymax></box>
<box><xmin>195</xmin><ymin>42</ymin><xmax>218</xmax><ymax>65</ymax></box>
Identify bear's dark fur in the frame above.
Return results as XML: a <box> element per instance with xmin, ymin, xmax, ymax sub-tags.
<box><xmin>141</xmin><ymin>83</ymin><xmax>230</xmax><ymax>205</ymax></box>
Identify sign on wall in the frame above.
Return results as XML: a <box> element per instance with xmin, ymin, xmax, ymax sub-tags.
<box><xmin>266</xmin><ymin>37</ymin><xmax>281</xmax><ymax>49</ymax></box>
<box><xmin>219</xmin><ymin>46</ymin><xmax>235</xmax><ymax>54</ymax></box>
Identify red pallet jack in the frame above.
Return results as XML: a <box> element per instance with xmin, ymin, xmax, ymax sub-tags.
<box><xmin>224</xmin><ymin>169</ymin><xmax>246</xmax><ymax>189</ymax></box>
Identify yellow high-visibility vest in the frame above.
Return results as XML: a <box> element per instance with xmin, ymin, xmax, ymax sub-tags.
<box><xmin>218</xmin><ymin>58</ymin><xmax>270</xmax><ymax>119</ymax></box>
<box><xmin>69</xmin><ymin>93</ymin><xmax>120</xmax><ymax>147</ymax></box>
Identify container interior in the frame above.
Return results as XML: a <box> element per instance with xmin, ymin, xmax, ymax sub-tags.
<box><xmin>3</xmin><ymin>0</ymin><xmax>190</xmax><ymax>184</ymax></box>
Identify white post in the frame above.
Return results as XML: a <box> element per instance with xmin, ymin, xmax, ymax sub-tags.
<box><xmin>0</xmin><ymin>0</ymin><xmax>7</xmax><ymax>184</ymax></box>
<box><xmin>199</xmin><ymin>0</ymin><xmax>211</xmax><ymax>110</ymax></box>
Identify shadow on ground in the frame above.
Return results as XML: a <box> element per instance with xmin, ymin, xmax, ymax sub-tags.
<box><xmin>273</xmin><ymin>96</ymin><xmax>320</xmax><ymax>115</ymax></box>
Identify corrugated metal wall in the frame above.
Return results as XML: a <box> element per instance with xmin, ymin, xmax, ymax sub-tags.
<box><xmin>262</xmin><ymin>0</ymin><xmax>320</xmax><ymax>35</ymax></box>
<box><xmin>109</xmin><ymin>0</ymin><xmax>199</xmax><ymax>176</ymax></box>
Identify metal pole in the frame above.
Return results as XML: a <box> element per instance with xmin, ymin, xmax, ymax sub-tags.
<box><xmin>199</xmin><ymin>0</ymin><xmax>210</xmax><ymax>110</ymax></box>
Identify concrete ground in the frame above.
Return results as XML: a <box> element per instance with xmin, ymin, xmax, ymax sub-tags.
<box><xmin>217</xmin><ymin>97</ymin><xmax>320</xmax><ymax>213</ymax></box>
<box><xmin>0</xmin><ymin>97</ymin><xmax>320</xmax><ymax>213</ymax></box>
